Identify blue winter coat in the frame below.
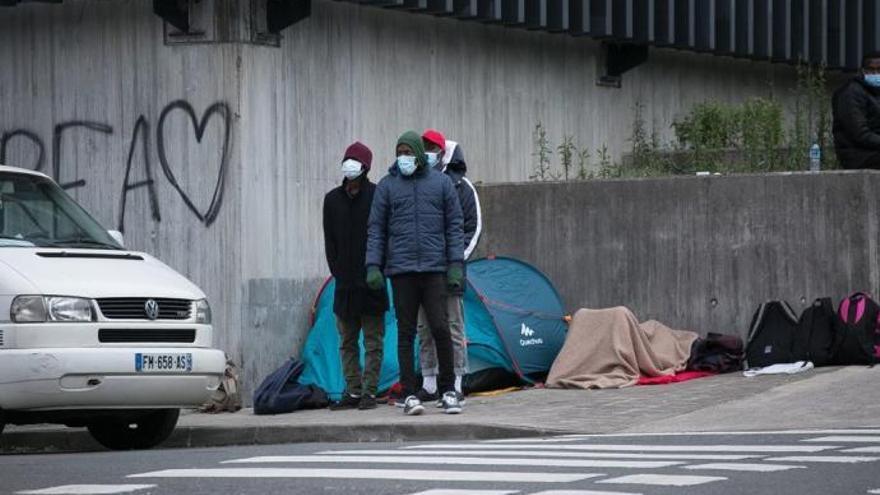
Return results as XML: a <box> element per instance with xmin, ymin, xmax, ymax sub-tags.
<box><xmin>366</xmin><ymin>163</ymin><xmax>464</xmax><ymax>276</ymax></box>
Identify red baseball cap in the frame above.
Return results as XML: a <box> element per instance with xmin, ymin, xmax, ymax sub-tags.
<box><xmin>422</xmin><ymin>129</ymin><xmax>446</xmax><ymax>152</ymax></box>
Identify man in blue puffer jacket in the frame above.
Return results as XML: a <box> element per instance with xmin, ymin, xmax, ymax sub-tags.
<box><xmin>366</xmin><ymin>130</ymin><xmax>465</xmax><ymax>416</ymax></box>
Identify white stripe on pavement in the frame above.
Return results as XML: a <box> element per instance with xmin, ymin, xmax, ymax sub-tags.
<box><xmin>17</xmin><ymin>486</ymin><xmax>157</xmax><ymax>495</ymax></box>
<box><xmin>803</xmin><ymin>436</ymin><xmax>880</xmax><ymax>443</ymax></box>
<box><xmin>406</xmin><ymin>491</ymin><xmax>518</xmax><ymax>495</ymax></box>
<box><xmin>867</xmin><ymin>489</ymin><xmax>880</xmax><ymax>494</ymax></box>
<box><xmin>407</xmin><ymin>443</ymin><xmax>834</xmax><ymax>453</ymax></box>
<box><xmin>765</xmin><ymin>455</ymin><xmax>880</xmax><ymax>463</ymax></box>
<box><xmin>597</xmin><ymin>474</ymin><xmax>726</xmax><ymax>486</ymax></box>
<box><xmin>533</xmin><ymin>429</ymin><xmax>880</xmax><ymax>439</ymax></box>
<box><xmin>128</xmin><ymin>468</ymin><xmax>598</xmax><ymax>484</ymax></box>
<box><xmin>683</xmin><ymin>463</ymin><xmax>805</xmax><ymax>472</ymax></box>
<box><xmin>844</xmin><ymin>447</ymin><xmax>880</xmax><ymax>453</ymax></box>
<box><xmin>222</xmin><ymin>455</ymin><xmax>682</xmax><ymax>469</ymax></box>
<box><xmin>318</xmin><ymin>449</ymin><xmax>762</xmax><ymax>461</ymax></box>
<box><xmin>529</xmin><ymin>491</ymin><xmax>643</xmax><ymax>495</ymax></box>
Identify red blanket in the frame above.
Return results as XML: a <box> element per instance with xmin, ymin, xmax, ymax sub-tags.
<box><xmin>637</xmin><ymin>370</ymin><xmax>716</xmax><ymax>385</ymax></box>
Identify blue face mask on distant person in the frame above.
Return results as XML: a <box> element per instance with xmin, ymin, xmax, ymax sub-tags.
<box><xmin>865</xmin><ymin>74</ymin><xmax>880</xmax><ymax>88</ymax></box>
<box><xmin>397</xmin><ymin>155</ymin><xmax>417</xmax><ymax>176</ymax></box>
<box><xmin>426</xmin><ymin>152</ymin><xmax>439</xmax><ymax>168</ymax></box>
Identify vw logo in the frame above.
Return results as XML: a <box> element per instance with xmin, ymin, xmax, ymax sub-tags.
<box><xmin>144</xmin><ymin>299</ymin><xmax>160</xmax><ymax>320</ymax></box>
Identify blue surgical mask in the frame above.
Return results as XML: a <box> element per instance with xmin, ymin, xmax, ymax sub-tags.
<box><xmin>397</xmin><ymin>155</ymin><xmax>417</xmax><ymax>176</ymax></box>
<box><xmin>866</xmin><ymin>74</ymin><xmax>880</xmax><ymax>88</ymax></box>
<box><xmin>426</xmin><ymin>152</ymin><xmax>439</xmax><ymax>168</ymax></box>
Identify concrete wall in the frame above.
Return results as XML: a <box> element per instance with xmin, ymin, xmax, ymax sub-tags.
<box><xmin>476</xmin><ymin>171</ymin><xmax>880</xmax><ymax>338</ymax></box>
<box><xmin>0</xmin><ymin>0</ymin><xmax>810</xmax><ymax>393</ymax></box>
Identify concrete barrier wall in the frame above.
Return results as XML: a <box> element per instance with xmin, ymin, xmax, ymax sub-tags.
<box><xmin>475</xmin><ymin>171</ymin><xmax>880</xmax><ymax>338</ymax></box>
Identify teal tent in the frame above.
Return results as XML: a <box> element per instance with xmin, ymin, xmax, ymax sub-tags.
<box><xmin>298</xmin><ymin>257</ymin><xmax>568</xmax><ymax>399</ymax></box>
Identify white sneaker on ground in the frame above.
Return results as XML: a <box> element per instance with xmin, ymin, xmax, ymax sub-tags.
<box><xmin>441</xmin><ymin>391</ymin><xmax>462</xmax><ymax>414</ymax></box>
<box><xmin>403</xmin><ymin>395</ymin><xmax>425</xmax><ymax>416</ymax></box>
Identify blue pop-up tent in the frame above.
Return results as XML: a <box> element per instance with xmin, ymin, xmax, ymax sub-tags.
<box><xmin>298</xmin><ymin>257</ymin><xmax>568</xmax><ymax>399</ymax></box>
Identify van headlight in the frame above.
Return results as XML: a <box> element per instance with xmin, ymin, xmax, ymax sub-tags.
<box><xmin>195</xmin><ymin>299</ymin><xmax>212</xmax><ymax>324</ymax></box>
<box><xmin>11</xmin><ymin>296</ymin><xmax>93</xmax><ymax>323</ymax></box>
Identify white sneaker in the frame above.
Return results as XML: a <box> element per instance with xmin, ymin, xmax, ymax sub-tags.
<box><xmin>403</xmin><ymin>395</ymin><xmax>424</xmax><ymax>416</ymax></box>
<box><xmin>436</xmin><ymin>391</ymin><xmax>466</xmax><ymax>408</ymax></box>
<box><xmin>441</xmin><ymin>391</ymin><xmax>462</xmax><ymax>414</ymax></box>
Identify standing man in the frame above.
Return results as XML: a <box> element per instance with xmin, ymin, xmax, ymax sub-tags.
<box><xmin>323</xmin><ymin>141</ymin><xmax>389</xmax><ymax>411</ymax></box>
<box><xmin>366</xmin><ymin>130</ymin><xmax>465</xmax><ymax>415</ymax></box>
<box><xmin>833</xmin><ymin>52</ymin><xmax>880</xmax><ymax>169</ymax></box>
<box><xmin>415</xmin><ymin>131</ymin><xmax>482</xmax><ymax>405</ymax></box>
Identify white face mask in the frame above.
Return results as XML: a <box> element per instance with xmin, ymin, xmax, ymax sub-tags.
<box><xmin>341</xmin><ymin>159</ymin><xmax>363</xmax><ymax>180</ymax></box>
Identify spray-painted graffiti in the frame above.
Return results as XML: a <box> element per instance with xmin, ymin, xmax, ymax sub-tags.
<box><xmin>0</xmin><ymin>100</ymin><xmax>232</xmax><ymax>232</ymax></box>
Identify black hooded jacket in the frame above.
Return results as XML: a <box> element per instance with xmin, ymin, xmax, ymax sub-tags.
<box><xmin>832</xmin><ymin>77</ymin><xmax>880</xmax><ymax>169</ymax></box>
<box><xmin>437</xmin><ymin>142</ymin><xmax>482</xmax><ymax>295</ymax></box>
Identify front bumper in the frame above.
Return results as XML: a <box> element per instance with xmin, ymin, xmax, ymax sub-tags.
<box><xmin>0</xmin><ymin>347</ymin><xmax>225</xmax><ymax>410</ymax></box>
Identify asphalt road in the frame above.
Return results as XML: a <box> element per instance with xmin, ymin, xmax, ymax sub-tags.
<box><xmin>2</xmin><ymin>429</ymin><xmax>880</xmax><ymax>495</ymax></box>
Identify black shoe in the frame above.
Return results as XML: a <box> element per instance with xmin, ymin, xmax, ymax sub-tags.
<box><xmin>329</xmin><ymin>393</ymin><xmax>360</xmax><ymax>411</ymax></box>
<box><xmin>415</xmin><ymin>388</ymin><xmax>439</xmax><ymax>403</ymax></box>
<box><xmin>358</xmin><ymin>394</ymin><xmax>377</xmax><ymax>410</ymax></box>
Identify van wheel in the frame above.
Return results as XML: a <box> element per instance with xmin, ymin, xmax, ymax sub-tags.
<box><xmin>87</xmin><ymin>409</ymin><xmax>179</xmax><ymax>450</ymax></box>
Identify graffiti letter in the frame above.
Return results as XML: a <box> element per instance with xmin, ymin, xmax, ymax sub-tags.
<box><xmin>118</xmin><ymin>116</ymin><xmax>161</xmax><ymax>233</ymax></box>
<box><xmin>1</xmin><ymin>130</ymin><xmax>45</xmax><ymax>172</ymax></box>
<box><xmin>53</xmin><ymin>121</ymin><xmax>113</xmax><ymax>190</ymax></box>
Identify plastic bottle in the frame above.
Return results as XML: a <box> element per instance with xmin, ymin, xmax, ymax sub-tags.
<box><xmin>809</xmin><ymin>144</ymin><xmax>821</xmax><ymax>173</ymax></box>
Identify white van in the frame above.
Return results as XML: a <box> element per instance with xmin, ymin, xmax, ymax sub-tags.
<box><xmin>0</xmin><ymin>165</ymin><xmax>226</xmax><ymax>450</ymax></box>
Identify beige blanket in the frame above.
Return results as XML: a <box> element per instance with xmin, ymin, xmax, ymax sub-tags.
<box><xmin>546</xmin><ymin>307</ymin><xmax>699</xmax><ymax>389</ymax></box>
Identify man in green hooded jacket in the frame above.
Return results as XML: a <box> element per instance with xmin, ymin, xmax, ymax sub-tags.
<box><xmin>365</xmin><ymin>131</ymin><xmax>465</xmax><ymax>415</ymax></box>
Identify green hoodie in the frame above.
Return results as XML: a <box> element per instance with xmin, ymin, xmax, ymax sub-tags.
<box><xmin>396</xmin><ymin>130</ymin><xmax>428</xmax><ymax>172</ymax></box>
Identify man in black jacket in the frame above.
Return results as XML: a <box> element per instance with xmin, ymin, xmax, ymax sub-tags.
<box><xmin>832</xmin><ymin>52</ymin><xmax>880</xmax><ymax>169</ymax></box>
<box><xmin>323</xmin><ymin>141</ymin><xmax>389</xmax><ymax>410</ymax></box>
<box><xmin>414</xmin><ymin>131</ymin><xmax>482</xmax><ymax>405</ymax></box>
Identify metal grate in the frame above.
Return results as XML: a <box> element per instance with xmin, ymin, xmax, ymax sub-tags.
<box><xmin>96</xmin><ymin>298</ymin><xmax>192</xmax><ymax>320</ymax></box>
<box><xmin>0</xmin><ymin>329</ymin><xmax>4</xmax><ymax>347</ymax></box>
<box><xmin>98</xmin><ymin>328</ymin><xmax>196</xmax><ymax>343</ymax></box>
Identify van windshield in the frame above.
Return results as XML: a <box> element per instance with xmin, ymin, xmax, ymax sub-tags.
<box><xmin>0</xmin><ymin>172</ymin><xmax>121</xmax><ymax>249</ymax></box>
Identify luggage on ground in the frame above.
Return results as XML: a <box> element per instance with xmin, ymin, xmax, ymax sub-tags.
<box><xmin>254</xmin><ymin>358</ymin><xmax>329</xmax><ymax>415</ymax></box>
<box><xmin>745</xmin><ymin>300</ymin><xmax>800</xmax><ymax>368</ymax></box>
<box><xmin>793</xmin><ymin>297</ymin><xmax>838</xmax><ymax>367</ymax></box>
<box><xmin>834</xmin><ymin>292</ymin><xmax>880</xmax><ymax>365</ymax></box>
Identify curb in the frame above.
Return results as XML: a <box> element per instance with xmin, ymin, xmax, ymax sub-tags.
<box><xmin>1</xmin><ymin>422</ymin><xmax>564</xmax><ymax>454</ymax></box>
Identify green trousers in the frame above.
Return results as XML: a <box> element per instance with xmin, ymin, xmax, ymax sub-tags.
<box><xmin>336</xmin><ymin>314</ymin><xmax>385</xmax><ymax>397</ymax></box>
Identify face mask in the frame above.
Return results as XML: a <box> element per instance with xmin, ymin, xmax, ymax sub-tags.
<box><xmin>397</xmin><ymin>155</ymin><xmax>417</xmax><ymax>176</ymax></box>
<box><xmin>865</xmin><ymin>74</ymin><xmax>880</xmax><ymax>88</ymax></box>
<box><xmin>426</xmin><ymin>152</ymin><xmax>439</xmax><ymax>168</ymax></box>
<box><xmin>341</xmin><ymin>159</ymin><xmax>363</xmax><ymax>180</ymax></box>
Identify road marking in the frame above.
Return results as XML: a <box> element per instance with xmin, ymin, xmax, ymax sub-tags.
<box><xmin>844</xmin><ymin>447</ymin><xmax>880</xmax><ymax>453</ymax></box>
<box><xmin>222</xmin><ymin>455</ymin><xmax>682</xmax><ymax>469</ymax></box>
<box><xmin>319</xmin><ymin>449</ymin><xmax>762</xmax><ymax>461</ymax></box>
<box><xmin>408</xmin><ymin>443</ymin><xmax>834</xmax><ymax>453</ymax></box>
<box><xmin>406</xmin><ymin>491</ymin><xmax>518</xmax><ymax>495</ymax></box>
<box><xmin>766</xmin><ymin>455</ymin><xmax>880</xmax><ymax>463</ymax></box>
<box><xmin>683</xmin><ymin>462</ymin><xmax>805</xmax><ymax>472</ymax></box>
<box><xmin>17</xmin><ymin>486</ymin><xmax>157</xmax><ymax>495</ymax></box>
<box><xmin>128</xmin><ymin>468</ymin><xmax>598</xmax><ymax>483</ymax></box>
<box><xmin>867</xmin><ymin>489</ymin><xmax>880</xmax><ymax>494</ymax></box>
<box><xmin>803</xmin><ymin>436</ymin><xmax>880</xmax><ymax>443</ymax></box>
<box><xmin>533</xmin><ymin>429</ymin><xmax>880</xmax><ymax>439</ymax></box>
<box><xmin>597</xmin><ymin>474</ymin><xmax>726</xmax><ymax>486</ymax></box>
<box><xmin>529</xmin><ymin>491</ymin><xmax>643</xmax><ymax>495</ymax></box>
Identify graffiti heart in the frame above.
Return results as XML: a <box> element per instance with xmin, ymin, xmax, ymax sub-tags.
<box><xmin>0</xmin><ymin>99</ymin><xmax>232</xmax><ymax>232</ymax></box>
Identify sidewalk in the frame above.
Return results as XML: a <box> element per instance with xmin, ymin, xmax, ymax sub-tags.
<box><xmin>3</xmin><ymin>366</ymin><xmax>879</xmax><ymax>453</ymax></box>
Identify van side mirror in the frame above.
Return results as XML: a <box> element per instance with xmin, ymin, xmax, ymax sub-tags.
<box><xmin>107</xmin><ymin>230</ymin><xmax>125</xmax><ymax>248</ymax></box>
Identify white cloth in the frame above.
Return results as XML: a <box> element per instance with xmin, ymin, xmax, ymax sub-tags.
<box><xmin>743</xmin><ymin>361</ymin><xmax>815</xmax><ymax>377</ymax></box>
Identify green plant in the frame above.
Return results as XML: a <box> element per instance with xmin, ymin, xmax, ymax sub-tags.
<box><xmin>557</xmin><ymin>135</ymin><xmax>576</xmax><ymax>180</ymax></box>
<box><xmin>530</xmin><ymin>122</ymin><xmax>555</xmax><ymax>181</ymax></box>
<box><xmin>576</xmin><ymin>147</ymin><xmax>591</xmax><ymax>180</ymax></box>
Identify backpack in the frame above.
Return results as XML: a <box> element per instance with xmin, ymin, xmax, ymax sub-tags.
<box><xmin>834</xmin><ymin>292</ymin><xmax>880</xmax><ymax>365</ymax></box>
<box><xmin>687</xmin><ymin>332</ymin><xmax>745</xmax><ymax>373</ymax></box>
<box><xmin>254</xmin><ymin>358</ymin><xmax>330</xmax><ymax>415</ymax></box>
<box><xmin>745</xmin><ymin>300</ymin><xmax>800</xmax><ymax>368</ymax></box>
<box><xmin>792</xmin><ymin>297</ymin><xmax>838</xmax><ymax>367</ymax></box>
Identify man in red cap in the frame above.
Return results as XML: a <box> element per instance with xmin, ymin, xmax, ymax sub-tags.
<box><xmin>323</xmin><ymin>141</ymin><xmax>389</xmax><ymax>411</ymax></box>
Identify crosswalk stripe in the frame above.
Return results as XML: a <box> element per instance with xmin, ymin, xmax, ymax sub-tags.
<box><xmin>683</xmin><ymin>462</ymin><xmax>805</xmax><ymax>472</ymax></box>
<box><xmin>222</xmin><ymin>455</ymin><xmax>682</xmax><ymax>469</ymax></box>
<box><xmin>406</xmin><ymin>491</ymin><xmax>518</xmax><ymax>495</ymax></box>
<box><xmin>127</xmin><ymin>468</ymin><xmax>598</xmax><ymax>483</ymax></box>
<box><xmin>318</xmin><ymin>449</ymin><xmax>762</xmax><ymax>461</ymax></box>
<box><xmin>803</xmin><ymin>436</ymin><xmax>880</xmax><ymax>443</ymax></box>
<box><xmin>529</xmin><ymin>491</ymin><xmax>643</xmax><ymax>495</ymax></box>
<box><xmin>843</xmin><ymin>447</ymin><xmax>880</xmax><ymax>453</ymax></box>
<box><xmin>407</xmin><ymin>443</ymin><xmax>834</xmax><ymax>453</ymax></box>
<box><xmin>867</xmin><ymin>489</ymin><xmax>880</xmax><ymax>494</ymax></box>
<box><xmin>530</xmin><ymin>429</ymin><xmax>880</xmax><ymax>440</ymax></box>
<box><xmin>16</xmin><ymin>486</ymin><xmax>157</xmax><ymax>495</ymax></box>
<box><xmin>765</xmin><ymin>455</ymin><xmax>880</xmax><ymax>463</ymax></box>
<box><xmin>596</xmin><ymin>474</ymin><xmax>726</xmax><ymax>486</ymax></box>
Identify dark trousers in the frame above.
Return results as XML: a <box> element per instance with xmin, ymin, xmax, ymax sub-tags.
<box><xmin>391</xmin><ymin>272</ymin><xmax>455</xmax><ymax>397</ymax></box>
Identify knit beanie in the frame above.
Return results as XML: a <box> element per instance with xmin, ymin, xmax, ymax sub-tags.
<box><xmin>396</xmin><ymin>131</ymin><xmax>427</xmax><ymax>169</ymax></box>
<box><xmin>343</xmin><ymin>141</ymin><xmax>373</xmax><ymax>172</ymax></box>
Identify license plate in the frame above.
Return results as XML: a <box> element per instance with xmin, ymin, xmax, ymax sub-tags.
<box><xmin>135</xmin><ymin>353</ymin><xmax>192</xmax><ymax>372</ymax></box>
